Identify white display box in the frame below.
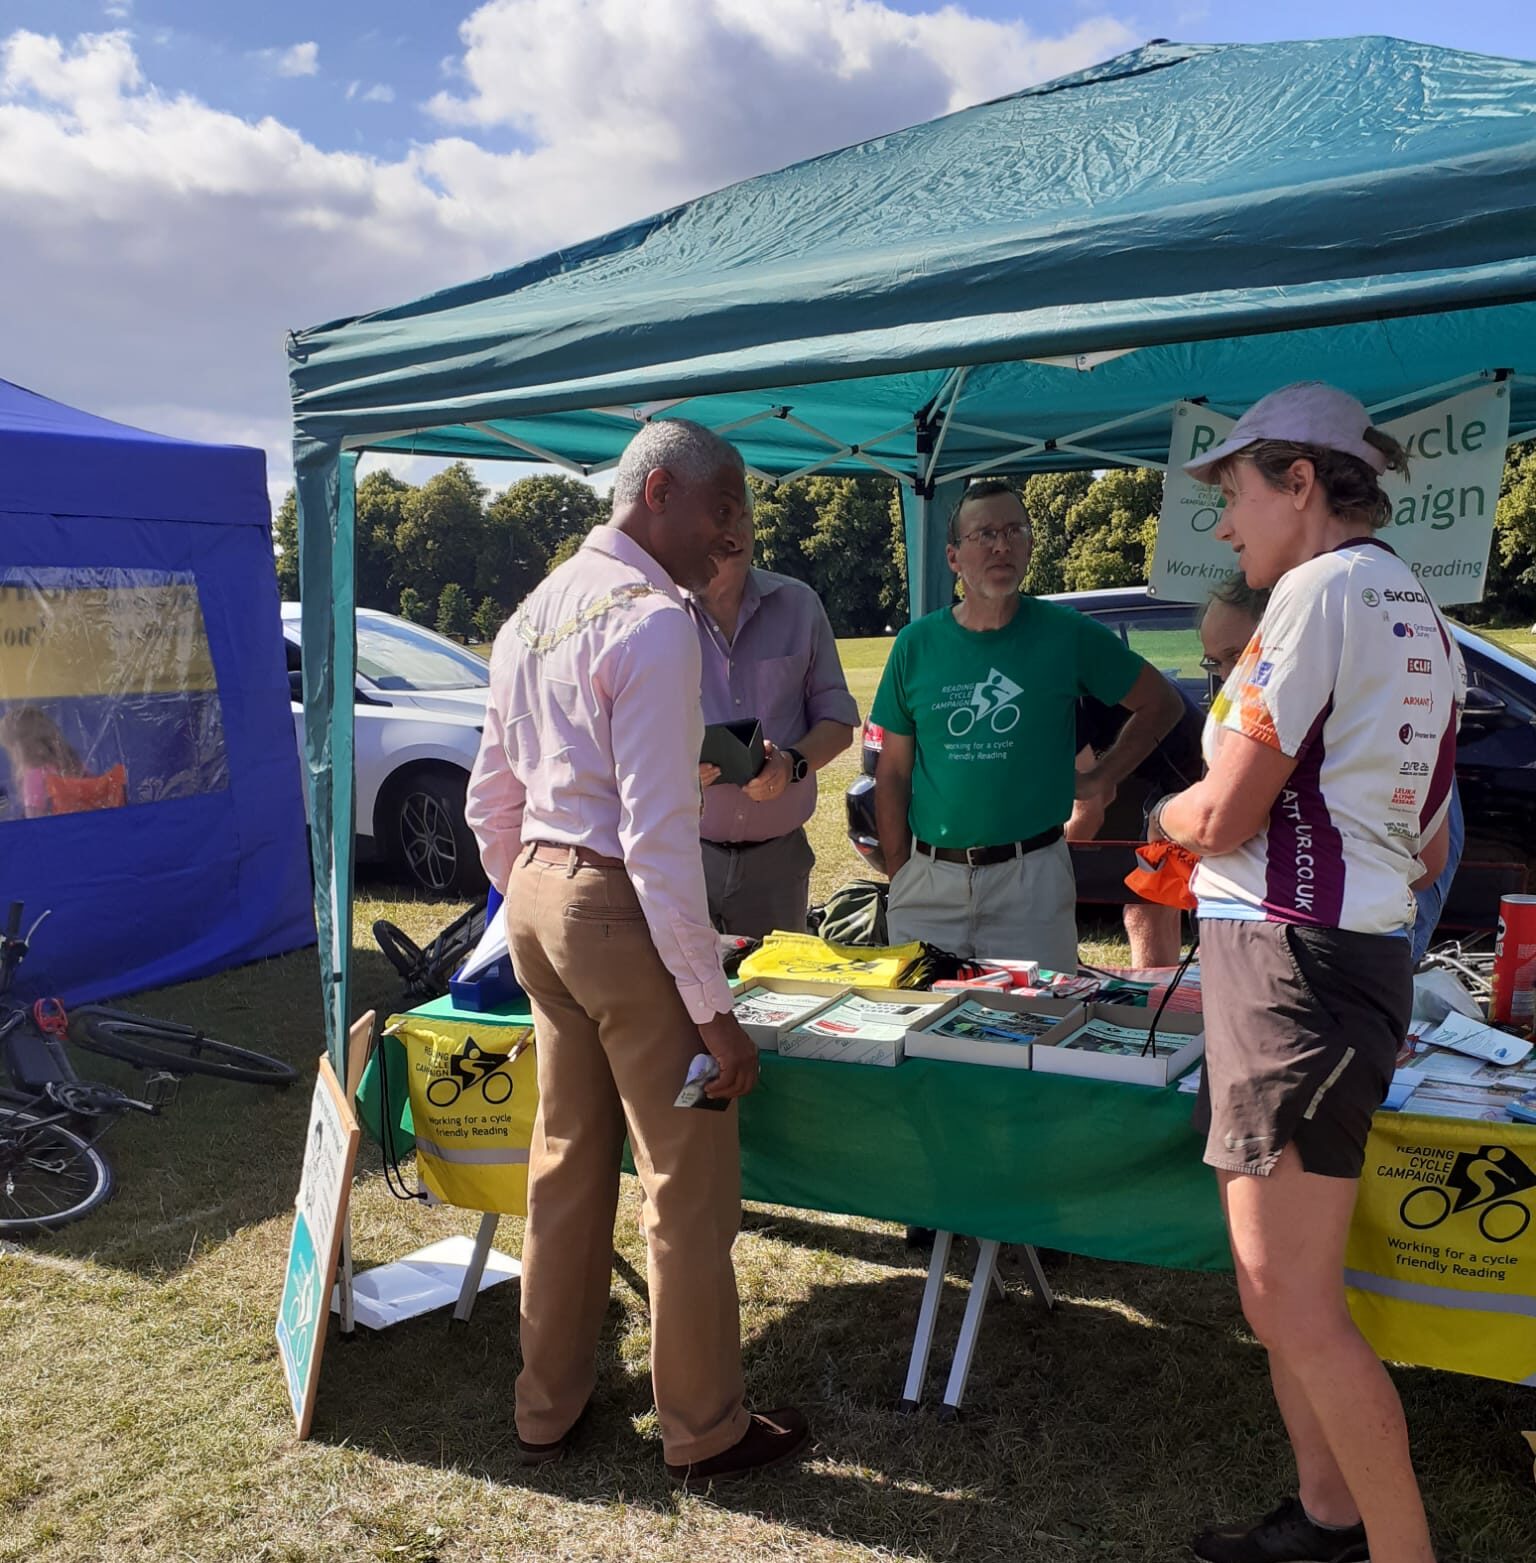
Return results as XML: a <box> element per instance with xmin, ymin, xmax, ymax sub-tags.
<box><xmin>904</xmin><ymin>994</ymin><xmax>1083</xmax><ymax>1070</ymax></box>
<box><xmin>779</xmin><ymin>987</ymin><xmax>958</xmax><ymax>1068</ymax></box>
<box><xmin>730</xmin><ymin>979</ymin><xmax>849</xmax><ymax>1050</ymax></box>
<box><xmin>1031</xmin><ymin>1002</ymin><xmax>1205</xmax><ymax>1088</ymax></box>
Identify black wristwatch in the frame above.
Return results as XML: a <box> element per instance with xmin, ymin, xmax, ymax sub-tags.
<box><xmin>785</xmin><ymin>747</ymin><xmax>809</xmax><ymax>783</ymax></box>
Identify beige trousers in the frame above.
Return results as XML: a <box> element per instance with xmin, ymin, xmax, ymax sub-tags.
<box><xmin>506</xmin><ymin>849</ymin><xmax>750</xmax><ymax>1465</ymax></box>
<box><xmin>885</xmin><ymin>835</ymin><xmax>1079</xmax><ymax>969</ymax></box>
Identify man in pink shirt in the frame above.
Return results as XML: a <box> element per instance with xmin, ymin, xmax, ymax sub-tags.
<box><xmin>466</xmin><ymin>419</ymin><xmax>810</xmax><ymax>1484</ymax></box>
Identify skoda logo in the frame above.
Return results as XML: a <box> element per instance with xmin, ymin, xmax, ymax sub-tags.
<box><xmin>1362</xmin><ymin>588</ymin><xmax>1381</xmax><ymax>607</ymax></box>
<box><xmin>1398</xmin><ymin>723</ymin><xmax>1414</xmax><ymax>744</ymax></box>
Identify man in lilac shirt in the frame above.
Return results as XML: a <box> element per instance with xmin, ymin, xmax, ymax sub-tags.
<box><xmin>690</xmin><ymin>515</ymin><xmax>859</xmax><ymax>936</ymax></box>
<box><xmin>466</xmin><ymin>419</ymin><xmax>809</xmax><ymax>1483</ymax></box>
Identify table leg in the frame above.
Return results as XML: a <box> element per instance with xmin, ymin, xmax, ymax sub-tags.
<box><xmin>901</xmin><ymin>1228</ymin><xmax>954</xmax><ymax>1407</ymax></box>
<box><xmin>941</xmin><ymin>1237</ymin><xmax>1000</xmax><ymax>1413</ymax></box>
<box><xmin>453</xmin><ymin>1211</ymin><xmax>503</xmax><ymax>1323</ymax></box>
<box><xmin>1019</xmin><ymin>1243</ymin><xmax>1056</xmax><ymax>1310</ymax></box>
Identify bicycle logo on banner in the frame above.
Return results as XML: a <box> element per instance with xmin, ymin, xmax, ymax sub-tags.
<box><xmin>1398</xmin><ymin>1143</ymin><xmax>1536</xmax><ymax>1244</ymax></box>
<box><xmin>947</xmin><ymin>669</ymin><xmax>1025</xmax><ymax>738</ymax></box>
<box><xmin>425</xmin><ymin>1034</ymin><xmax>521</xmax><ymax>1108</ymax></box>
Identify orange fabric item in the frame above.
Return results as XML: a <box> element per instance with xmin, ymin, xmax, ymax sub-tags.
<box><xmin>45</xmin><ymin>764</ymin><xmax>127</xmax><ymax>815</ymax></box>
<box><xmin>1124</xmin><ymin>840</ymin><xmax>1199</xmax><ymax>911</ymax></box>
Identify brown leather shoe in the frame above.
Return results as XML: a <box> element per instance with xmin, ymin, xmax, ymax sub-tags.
<box><xmin>514</xmin><ymin>1403</ymin><xmax>590</xmax><ymax>1467</ymax></box>
<box><xmin>666</xmin><ymin>1407</ymin><xmax>810</xmax><ymax>1484</ymax></box>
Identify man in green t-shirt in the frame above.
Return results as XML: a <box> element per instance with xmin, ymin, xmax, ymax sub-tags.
<box><xmin>871</xmin><ymin>480</ymin><xmax>1183</xmax><ymax>966</ymax></box>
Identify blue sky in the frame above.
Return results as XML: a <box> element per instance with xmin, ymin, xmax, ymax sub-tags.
<box><xmin>1</xmin><ymin>0</ymin><xmax>1532</xmax><ymax>501</ymax></box>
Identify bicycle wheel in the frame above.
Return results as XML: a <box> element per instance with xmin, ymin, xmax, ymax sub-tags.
<box><xmin>0</xmin><ymin>1106</ymin><xmax>114</xmax><ymax>1234</ymax></box>
<box><xmin>68</xmin><ymin>1006</ymin><xmax>298</xmax><ymax>1088</ymax></box>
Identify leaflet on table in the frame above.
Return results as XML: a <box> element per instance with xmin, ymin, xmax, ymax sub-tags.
<box><xmin>904</xmin><ymin>995</ymin><xmax>1082</xmax><ymax>1070</ymax></box>
<box><xmin>926</xmin><ymin>1002</ymin><xmax>1066</xmax><ymax>1044</ymax></box>
<box><xmin>778</xmin><ymin>990</ymin><xmax>957</xmax><ymax>1067</ymax></box>
<box><xmin>729</xmin><ymin>981</ymin><xmax>847</xmax><ymax>1049</ymax></box>
<box><xmin>1032</xmin><ymin>1004</ymin><xmax>1204</xmax><ymax>1087</ymax></box>
<box><xmin>1400</xmin><ymin>1082</ymin><xmax>1514</xmax><ymax>1122</ymax></box>
<box><xmin>1420</xmin><ymin>1010</ymin><xmax>1534</xmax><ymax>1067</ymax></box>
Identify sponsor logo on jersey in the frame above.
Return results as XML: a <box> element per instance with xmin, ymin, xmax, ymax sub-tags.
<box><xmin>1406</xmin><ymin>657</ymin><xmax>1432</xmax><ymax>674</ymax></box>
<box><xmin>1251</xmin><ymin>661</ymin><xmax>1274</xmax><ymax>687</ymax></box>
<box><xmin>1386</xmin><ymin>820</ymin><xmax>1418</xmax><ymax>841</ymax></box>
<box><xmin>1399</xmin><ymin>723</ymin><xmax>1435</xmax><ymax>744</ymax></box>
<box><xmin>1393</xmin><ymin>621</ymin><xmax>1438</xmax><ymax>639</ymax></box>
<box><xmin>1391</xmin><ymin>786</ymin><xmax>1418</xmax><ymax>807</ymax></box>
<box><xmin>1402</xmin><ymin>693</ymin><xmax>1433</xmax><ymax>710</ymax></box>
<box><xmin>1361</xmin><ymin>588</ymin><xmax>1381</xmax><ymax>607</ymax></box>
<box><xmin>1400</xmin><ymin>759</ymin><xmax>1429</xmax><ymax>776</ymax></box>
<box><xmin>1384</xmin><ymin>588</ymin><xmax>1430</xmax><ymax>605</ymax></box>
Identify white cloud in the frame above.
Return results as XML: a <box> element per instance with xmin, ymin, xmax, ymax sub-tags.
<box><xmin>103</xmin><ymin>2</ymin><xmax>133</xmax><ymax>19</ymax></box>
<box><xmin>0</xmin><ymin>5</ymin><xmax>1134</xmax><ymax>499</ymax></box>
<box><xmin>361</xmin><ymin>83</ymin><xmax>394</xmax><ymax>103</ymax></box>
<box><xmin>256</xmin><ymin>41</ymin><xmax>320</xmax><ymax>79</ymax></box>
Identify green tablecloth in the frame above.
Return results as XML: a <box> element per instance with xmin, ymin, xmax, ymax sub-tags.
<box><xmin>358</xmin><ymin>994</ymin><xmax>1229</xmax><ymax>1273</ymax></box>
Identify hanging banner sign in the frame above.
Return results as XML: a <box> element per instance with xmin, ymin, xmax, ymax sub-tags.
<box><xmin>1149</xmin><ymin>383</ymin><xmax>1511</xmax><ymax>607</ymax></box>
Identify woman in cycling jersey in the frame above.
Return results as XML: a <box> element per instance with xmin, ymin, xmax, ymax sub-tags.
<box><xmin>1149</xmin><ymin>383</ymin><xmax>1461</xmax><ymax>1563</ymax></box>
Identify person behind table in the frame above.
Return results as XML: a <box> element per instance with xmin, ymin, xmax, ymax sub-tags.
<box><xmin>871</xmin><ymin>478</ymin><xmax>1184</xmax><ymax>969</ymax></box>
<box><xmin>689</xmin><ymin>511</ymin><xmax>858</xmax><ymax>936</ymax></box>
<box><xmin>1148</xmin><ymin>382</ymin><xmax>1461</xmax><ymax>1563</ymax></box>
<box><xmin>465</xmin><ymin>418</ymin><xmax>809</xmax><ymax>1484</ymax></box>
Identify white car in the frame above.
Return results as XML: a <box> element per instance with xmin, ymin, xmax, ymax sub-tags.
<box><xmin>281</xmin><ymin>605</ymin><xmax>491</xmax><ymax>895</ymax></box>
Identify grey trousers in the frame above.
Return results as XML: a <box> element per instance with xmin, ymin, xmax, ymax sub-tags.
<box><xmin>885</xmin><ymin>836</ymin><xmax>1078</xmax><ymax>969</ymax></box>
<box><xmin>701</xmin><ymin>826</ymin><xmax>815</xmax><ymax>939</ymax></box>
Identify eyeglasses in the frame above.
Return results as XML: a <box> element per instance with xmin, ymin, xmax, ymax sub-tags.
<box><xmin>958</xmin><ymin>522</ymin><xmax>1032</xmax><ymax>549</ymax></box>
<box><xmin>1198</xmin><ymin>656</ymin><xmax>1222</xmax><ymax>674</ymax></box>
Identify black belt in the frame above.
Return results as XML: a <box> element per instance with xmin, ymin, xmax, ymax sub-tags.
<box><xmin>702</xmin><ymin>834</ymin><xmax>788</xmax><ymax>854</ymax></box>
<box><xmin>913</xmin><ymin>825</ymin><xmax>1062</xmax><ymax>868</ymax></box>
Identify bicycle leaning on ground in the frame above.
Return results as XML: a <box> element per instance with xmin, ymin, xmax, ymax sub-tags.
<box><xmin>0</xmin><ymin>901</ymin><xmax>298</xmax><ymax>1236</ymax></box>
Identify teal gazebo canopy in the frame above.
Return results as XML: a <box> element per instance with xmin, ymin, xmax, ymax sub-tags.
<box><xmin>290</xmin><ymin>35</ymin><xmax>1536</xmax><ymax>1060</ymax></box>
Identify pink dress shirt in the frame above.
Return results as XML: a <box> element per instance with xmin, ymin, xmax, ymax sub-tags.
<box><xmin>466</xmin><ymin>525</ymin><xmax>734</xmax><ymax>1026</ymax></box>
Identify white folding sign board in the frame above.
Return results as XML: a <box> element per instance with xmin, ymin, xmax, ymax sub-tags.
<box><xmin>1149</xmin><ymin>384</ymin><xmax>1510</xmax><ymax>606</ymax></box>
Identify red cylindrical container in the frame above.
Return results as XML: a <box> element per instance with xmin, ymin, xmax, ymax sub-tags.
<box><xmin>1489</xmin><ymin>894</ymin><xmax>1536</xmax><ymax>1031</ymax></box>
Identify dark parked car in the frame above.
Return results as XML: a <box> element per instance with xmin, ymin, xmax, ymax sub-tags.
<box><xmin>846</xmin><ymin>588</ymin><xmax>1535</xmax><ymax>933</ymax></box>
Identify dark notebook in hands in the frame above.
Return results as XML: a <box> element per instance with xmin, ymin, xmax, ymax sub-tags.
<box><xmin>701</xmin><ymin>719</ymin><xmax>766</xmax><ymax>786</ymax></box>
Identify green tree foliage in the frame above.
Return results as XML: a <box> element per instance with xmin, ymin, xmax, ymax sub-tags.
<box><xmin>355</xmin><ymin>470</ymin><xmax>413</xmax><ymax>610</ymax></box>
<box><xmin>484</xmin><ymin>474</ymin><xmax>609</xmax><ymax>604</ymax></box>
<box><xmin>436</xmin><ymin>582</ymin><xmax>473</xmax><ymax>641</ymax></box>
<box><xmin>397</xmin><ymin>585</ymin><xmax>428</xmax><ymax>624</ymax></box>
<box><xmin>473</xmin><ymin>595</ymin><xmax>505</xmax><ymax>644</ymax></box>
<box><xmin>1059</xmin><ymin>467</ymin><xmax>1165</xmax><ymax>591</ymax></box>
<box><xmin>1020</xmin><ymin>471</ymin><xmax>1092</xmax><ymax>596</ymax></box>
<box><xmin>273</xmin><ymin>490</ymin><xmax>299</xmax><ymax>600</ymax></box>
<box><xmin>546</xmin><ymin>532</ymin><xmax>585</xmax><ymax>572</ymax></box>
<box><xmin>393</xmin><ymin>463</ymin><xmax>488</xmax><ymax>611</ymax></box>
<box><xmin>1462</xmin><ymin>439</ymin><xmax>1536</xmax><ymax>627</ymax></box>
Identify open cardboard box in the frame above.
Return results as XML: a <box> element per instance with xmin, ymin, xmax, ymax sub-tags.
<box><xmin>1031</xmin><ymin>1002</ymin><xmax>1204</xmax><ymax>1088</ymax></box>
<box><xmin>905</xmin><ymin>993</ymin><xmax>1083</xmax><ymax>1070</ymax></box>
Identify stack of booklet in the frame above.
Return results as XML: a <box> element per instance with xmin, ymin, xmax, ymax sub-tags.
<box><xmin>730</xmin><ymin>980</ymin><xmax>847</xmax><ymax>1051</ymax></box>
<box><xmin>1398</xmin><ymin>1011</ymin><xmax>1536</xmax><ymax>1122</ymax></box>
<box><xmin>779</xmin><ymin>989</ymin><xmax>957</xmax><ymax>1067</ymax></box>
<box><xmin>1031</xmin><ymin>1003</ymin><xmax>1205</xmax><ymax>1088</ymax></box>
<box><xmin>905</xmin><ymin>994</ymin><xmax>1081</xmax><ymax>1070</ymax></box>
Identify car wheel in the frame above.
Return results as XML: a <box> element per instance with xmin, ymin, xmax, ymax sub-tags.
<box><xmin>384</xmin><ymin>769</ymin><xmax>487</xmax><ymax>896</ymax></box>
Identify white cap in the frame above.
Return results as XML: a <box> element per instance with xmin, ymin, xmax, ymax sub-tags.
<box><xmin>1184</xmin><ymin>381</ymin><xmax>1388</xmax><ymax>484</ymax></box>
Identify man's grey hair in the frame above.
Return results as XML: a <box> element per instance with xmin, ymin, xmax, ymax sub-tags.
<box><xmin>1196</xmin><ymin>572</ymin><xmax>1270</xmax><ymax>628</ymax></box>
<box><xmin>611</xmin><ymin>418</ymin><xmax>745</xmax><ymax>506</ymax></box>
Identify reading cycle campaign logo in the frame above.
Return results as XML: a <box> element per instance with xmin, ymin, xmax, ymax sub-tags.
<box><xmin>946</xmin><ymin>668</ymin><xmax>1024</xmax><ymax>737</ymax></box>
<box><xmin>1391</xmin><ymin>1143</ymin><xmax>1536</xmax><ymax>1254</ymax></box>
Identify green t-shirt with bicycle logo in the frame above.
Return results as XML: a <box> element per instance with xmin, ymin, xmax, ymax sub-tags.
<box><xmin>871</xmin><ymin>598</ymin><xmax>1145</xmax><ymax>850</ymax></box>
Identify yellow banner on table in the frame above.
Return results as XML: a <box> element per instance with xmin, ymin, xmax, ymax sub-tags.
<box><xmin>399</xmin><ymin>1017</ymin><xmax>538</xmax><ymax>1216</ymax></box>
<box><xmin>739</xmin><ymin>932</ymin><xmax>925</xmax><ymax>989</ymax></box>
<box><xmin>1346</xmin><ymin>1112</ymin><xmax>1536</xmax><ymax>1385</ymax></box>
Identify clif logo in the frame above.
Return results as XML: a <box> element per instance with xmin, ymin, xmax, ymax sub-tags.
<box><xmin>1406</xmin><ymin>657</ymin><xmax>1432</xmax><ymax>674</ymax></box>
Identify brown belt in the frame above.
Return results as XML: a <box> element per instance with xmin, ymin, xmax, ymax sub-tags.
<box><xmin>913</xmin><ymin>825</ymin><xmax>1063</xmax><ymax>868</ymax></box>
<box><xmin>526</xmin><ymin>842</ymin><xmax>625</xmax><ymax>870</ymax></box>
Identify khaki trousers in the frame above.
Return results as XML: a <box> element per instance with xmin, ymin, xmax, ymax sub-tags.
<box><xmin>506</xmin><ymin>848</ymin><xmax>750</xmax><ymax>1465</ymax></box>
<box><xmin>885</xmin><ymin>835</ymin><xmax>1079</xmax><ymax>969</ymax></box>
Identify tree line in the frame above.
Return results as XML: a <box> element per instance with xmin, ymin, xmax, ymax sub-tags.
<box><xmin>273</xmin><ymin>440</ymin><xmax>1536</xmax><ymax>638</ymax></box>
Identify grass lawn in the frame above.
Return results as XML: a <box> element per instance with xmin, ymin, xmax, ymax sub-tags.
<box><xmin>4</xmin><ymin>641</ymin><xmax>1535</xmax><ymax>1562</ymax></box>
